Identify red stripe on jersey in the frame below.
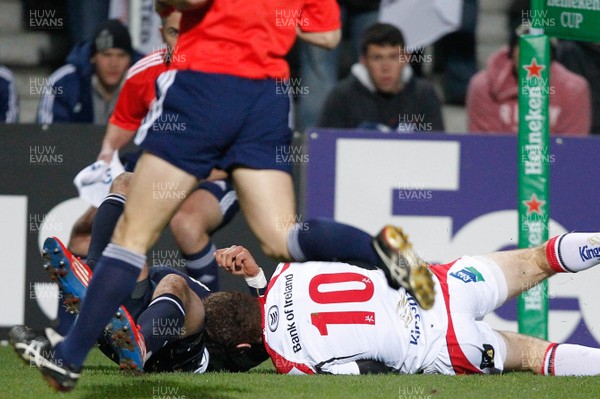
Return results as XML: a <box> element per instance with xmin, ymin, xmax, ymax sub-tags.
<box><xmin>260</xmin><ymin>262</ymin><xmax>314</xmax><ymax>374</ymax></box>
<box><xmin>429</xmin><ymin>261</ymin><xmax>482</xmax><ymax>375</ymax></box>
<box><xmin>263</xmin><ymin>340</ymin><xmax>315</xmax><ymax>374</ymax></box>
<box><xmin>545</xmin><ymin>236</ymin><xmax>567</xmax><ymax>273</ymax></box>
<box><xmin>264</xmin><ymin>262</ymin><xmax>291</xmax><ymax>297</ymax></box>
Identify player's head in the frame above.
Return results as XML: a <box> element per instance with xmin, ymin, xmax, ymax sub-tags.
<box><xmin>159</xmin><ymin>10</ymin><xmax>182</xmax><ymax>51</ymax></box>
<box><xmin>360</xmin><ymin>23</ymin><xmax>406</xmax><ymax>95</ymax></box>
<box><xmin>90</xmin><ymin>19</ymin><xmax>133</xmax><ymax>90</ymax></box>
<box><xmin>203</xmin><ymin>291</ymin><xmax>268</xmax><ymax>372</ymax></box>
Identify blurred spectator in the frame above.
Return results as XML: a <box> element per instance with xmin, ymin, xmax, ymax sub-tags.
<box><xmin>466</xmin><ymin>25</ymin><xmax>591</xmax><ymax>136</ymax></box>
<box><xmin>318</xmin><ymin>23</ymin><xmax>444</xmax><ymax>131</ymax></box>
<box><xmin>0</xmin><ymin>65</ymin><xmax>19</xmax><ymax>123</ymax></box>
<box><xmin>37</xmin><ymin>19</ymin><xmax>142</xmax><ymax>124</ymax></box>
<box><xmin>556</xmin><ymin>41</ymin><xmax>600</xmax><ymax>135</ymax></box>
<box><xmin>297</xmin><ymin>0</ymin><xmax>380</xmax><ymax>131</ymax></box>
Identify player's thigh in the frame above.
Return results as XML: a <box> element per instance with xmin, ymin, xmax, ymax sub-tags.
<box><xmin>112</xmin><ymin>152</ymin><xmax>198</xmax><ymax>253</ymax></box>
<box><xmin>231</xmin><ymin>168</ymin><xmax>295</xmax><ymax>259</ymax></box>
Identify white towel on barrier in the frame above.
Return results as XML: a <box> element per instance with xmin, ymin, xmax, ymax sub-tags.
<box><xmin>73</xmin><ymin>152</ymin><xmax>125</xmax><ymax>207</ymax></box>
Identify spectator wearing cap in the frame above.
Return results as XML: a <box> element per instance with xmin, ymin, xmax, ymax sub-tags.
<box><xmin>37</xmin><ymin>19</ymin><xmax>142</xmax><ymax>124</ymax></box>
<box><xmin>0</xmin><ymin>65</ymin><xmax>19</xmax><ymax>123</ymax></box>
<box><xmin>466</xmin><ymin>24</ymin><xmax>591</xmax><ymax>136</ymax></box>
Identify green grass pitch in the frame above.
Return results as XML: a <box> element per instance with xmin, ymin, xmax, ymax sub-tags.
<box><xmin>1</xmin><ymin>345</ymin><xmax>599</xmax><ymax>399</ymax></box>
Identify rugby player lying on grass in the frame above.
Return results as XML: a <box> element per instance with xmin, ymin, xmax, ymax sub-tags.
<box><xmin>211</xmin><ymin>233</ymin><xmax>600</xmax><ymax>376</ymax></box>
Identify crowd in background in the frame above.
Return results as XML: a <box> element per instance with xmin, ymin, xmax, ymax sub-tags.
<box><xmin>1</xmin><ymin>0</ymin><xmax>599</xmax><ymax>136</ymax></box>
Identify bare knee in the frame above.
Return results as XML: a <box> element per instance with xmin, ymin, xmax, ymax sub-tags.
<box><xmin>170</xmin><ymin>209</ymin><xmax>211</xmax><ymax>251</ymax></box>
<box><xmin>153</xmin><ymin>274</ymin><xmax>189</xmax><ymax>305</ymax></box>
<box><xmin>110</xmin><ymin>172</ymin><xmax>133</xmax><ymax>196</ymax></box>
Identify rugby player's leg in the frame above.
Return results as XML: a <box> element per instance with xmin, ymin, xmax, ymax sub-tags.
<box><xmin>170</xmin><ymin>181</ymin><xmax>237</xmax><ymax>291</ymax></box>
<box><xmin>498</xmin><ymin>330</ymin><xmax>600</xmax><ymax>376</ymax></box>
<box><xmin>55</xmin><ymin>173</ymin><xmax>134</xmax><ymax>336</ymax></box>
<box><xmin>87</xmin><ymin>172</ymin><xmax>132</xmax><ymax>270</ymax></box>
<box><xmin>483</xmin><ymin>233</ymin><xmax>600</xmax><ymax>301</ymax></box>
<box><xmin>137</xmin><ymin>273</ymin><xmax>205</xmax><ymax>357</ymax></box>
<box><xmin>53</xmin><ymin>153</ymin><xmax>198</xmax><ymax>368</ymax></box>
<box><xmin>84</xmin><ymin>172</ymin><xmax>150</xmax><ymax>314</ymax></box>
<box><xmin>232</xmin><ymin>168</ymin><xmax>380</xmax><ymax>264</ymax></box>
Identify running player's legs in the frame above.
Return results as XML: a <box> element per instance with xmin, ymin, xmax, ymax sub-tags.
<box><xmin>232</xmin><ymin>168</ymin><xmax>295</xmax><ymax>259</ymax></box>
<box><xmin>112</xmin><ymin>153</ymin><xmax>197</xmax><ymax>252</ymax></box>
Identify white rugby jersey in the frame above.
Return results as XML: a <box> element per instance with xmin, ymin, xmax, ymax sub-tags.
<box><xmin>262</xmin><ymin>261</ymin><xmax>446</xmax><ymax>375</ymax></box>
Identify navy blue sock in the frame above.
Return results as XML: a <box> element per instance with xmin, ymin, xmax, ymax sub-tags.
<box><xmin>87</xmin><ymin>193</ymin><xmax>126</xmax><ymax>270</ymax></box>
<box><xmin>137</xmin><ymin>293</ymin><xmax>186</xmax><ymax>356</ymax></box>
<box><xmin>54</xmin><ymin>287</ymin><xmax>76</xmax><ymax>336</ymax></box>
<box><xmin>287</xmin><ymin>218</ymin><xmax>379</xmax><ymax>266</ymax></box>
<box><xmin>184</xmin><ymin>242</ymin><xmax>218</xmax><ymax>291</ymax></box>
<box><xmin>55</xmin><ymin>244</ymin><xmax>144</xmax><ymax>368</ymax></box>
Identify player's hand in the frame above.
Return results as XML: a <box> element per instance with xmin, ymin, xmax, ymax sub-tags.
<box><xmin>96</xmin><ymin>146</ymin><xmax>114</xmax><ymax>164</ymax></box>
<box><xmin>214</xmin><ymin>245</ymin><xmax>260</xmax><ymax>277</ymax></box>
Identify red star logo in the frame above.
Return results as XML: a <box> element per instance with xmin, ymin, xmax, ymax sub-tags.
<box><xmin>523</xmin><ymin>193</ymin><xmax>545</xmax><ymax>214</ymax></box>
<box><xmin>523</xmin><ymin>58</ymin><xmax>545</xmax><ymax>79</ymax></box>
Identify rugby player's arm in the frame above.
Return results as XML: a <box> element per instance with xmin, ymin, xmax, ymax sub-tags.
<box><xmin>97</xmin><ymin>123</ymin><xmax>135</xmax><ymax>163</ymax></box>
<box><xmin>296</xmin><ymin>27</ymin><xmax>341</xmax><ymax>50</ymax></box>
<box><xmin>214</xmin><ymin>245</ymin><xmax>268</xmax><ymax>296</ymax></box>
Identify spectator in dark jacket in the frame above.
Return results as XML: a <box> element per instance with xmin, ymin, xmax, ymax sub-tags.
<box><xmin>0</xmin><ymin>65</ymin><xmax>19</xmax><ymax>123</ymax></box>
<box><xmin>37</xmin><ymin>19</ymin><xmax>142</xmax><ymax>124</ymax></box>
<box><xmin>318</xmin><ymin>23</ymin><xmax>444</xmax><ymax>131</ymax></box>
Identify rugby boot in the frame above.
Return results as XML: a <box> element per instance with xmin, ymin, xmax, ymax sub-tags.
<box><xmin>373</xmin><ymin>225</ymin><xmax>435</xmax><ymax>310</ymax></box>
<box><xmin>104</xmin><ymin>306</ymin><xmax>147</xmax><ymax>373</ymax></box>
<box><xmin>41</xmin><ymin>236</ymin><xmax>91</xmax><ymax>314</ymax></box>
<box><xmin>9</xmin><ymin>325</ymin><xmax>80</xmax><ymax>392</ymax></box>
